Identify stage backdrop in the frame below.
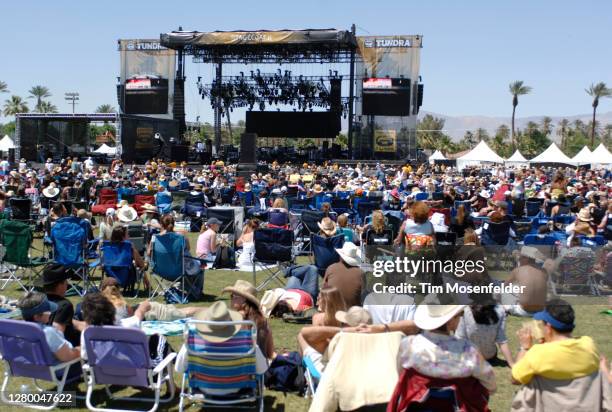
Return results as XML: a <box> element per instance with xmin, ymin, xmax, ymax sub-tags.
<box><xmin>355</xmin><ymin>35</ymin><xmax>422</xmax><ymax>160</ymax></box>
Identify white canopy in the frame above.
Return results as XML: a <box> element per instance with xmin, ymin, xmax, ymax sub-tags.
<box><xmin>529</xmin><ymin>142</ymin><xmax>574</xmax><ymax>165</ymax></box>
<box><xmin>456</xmin><ymin>140</ymin><xmax>504</xmax><ymax>170</ymax></box>
<box><xmin>0</xmin><ymin>135</ymin><xmax>15</xmax><ymax>152</ymax></box>
<box><xmin>570</xmin><ymin>146</ymin><xmax>592</xmax><ymax>165</ymax></box>
<box><xmin>505</xmin><ymin>150</ymin><xmax>528</xmax><ymax>163</ymax></box>
<box><xmin>428</xmin><ymin>150</ymin><xmax>446</xmax><ymax>164</ymax></box>
<box><xmin>590</xmin><ymin>143</ymin><xmax>612</xmax><ymax>166</ymax></box>
<box><xmin>93</xmin><ymin>144</ymin><xmax>117</xmax><ymax>155</ymax></box>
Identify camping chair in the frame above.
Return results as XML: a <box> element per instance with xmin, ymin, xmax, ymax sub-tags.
<box><xmin>150</xmin><ymin>232</ymin><xmax>205</xmax><ymax>304</ymax></box>
<box><xmin>171</xmin><ymin>191</ymin><xmax>189</xmax><ymax>213</ymax></box>
<box><xmin>295</xmin><ymin>210</ymin><xmax>325</xmax><ymax>255</ymax></box>
<box><xmin>0</xmin><ymin>220</ymin><xmax>47</xmax><ymax>292</ymax></box>
<box><xmin>252</xmin><ymin>228</ymin><xmax>294</xmax><ymax>291</ymax></box>
<box><xmin>303</xmin><ymin>356</ymin><xmax>322</xmax><ymax>399</ymax></box>
<box><xmin>357</xmin><ymin>201</ymin><xmax>379</xmax><ymax>225</ymax></box>
<box><xmin>480</xmin><ymin>220</ymin><xmax>514</xmax><ymax>269</ymax></box>
<box><xmin>101</xmin><ymin>240</ymin><xmax>142</xmax><ymax>295</ymax></box>
<box><xmin>555</xmin><ymin>248</ymin><xmax>599</xmax><ymax>296</ymax></box>
<box><xmin>0</xmin><ymin>319</ymin><xmax>82</xmax><ymax>410</ymax></box>
<box><xmin>435</xmin><ymin>231</ymin><xmax>457</xmax><ymax>246</ymax></box>
<box><xmin>330</xmin><ymin>197</ymin><xmax>352</xmax><ymax>217</ymax></box>
<box><xmin>238</xmin><ymin>191</ymin><xmax>255</xmax><ymax>207</ymax></box>
<box><xmin>206</xmin><ymin>208</ymin><xmax>236</xmax><ymax>242</ymax></box>
<box><xmin>553</xmin><ymin>214</ymin><xmax>575</xmax><ymax>231</ymax></box>
<box><xmin>155</xmin><ymin>192</ymin><xmax>173</xmax><ymax>215</ymax></box>
<box><xmin>127</xmin><ymin>223</ymin><xmax>146</xmax><ymax>255</ymax></box>
<box><xmin>220</xmin><ymin>188</ymin><xmax>236</xmax><ymax>205</ymax></box>
<box><xmin>184</xmin><ymin>193</ymin><xmax>206</xmax><ymax>232</ymax></box>
<box><xmin>51</xmin><ymin>216</ymin><xmax>96</xmax><ymax>296</ymax></box>
<box><xmin>311</xmin><ymin>234</ymin><xmax>344</xmax><ymax>277</ymax></box>
<box><xmin>178</xmin><ymin>320</ymin><xmax>263</xmax><ymax>412</ymax></box>
<box><xmin>577</xmin><ymin>235</ymin><xmax>607</xmax><ymax>248</ymax></box>
<box><xmin>91</xmin><ymin>188</ymin><xmax>117</xmax><ymax>216</ymax></box>
<box><xmin>525</xmin><ymin>201</ymin><xmax>542</xmax><ymax>217</ymax></box>
<box><xmin>133</xmin><ymin>194</ymin><xmax>156</xmax><ymax>214</ymax></box>
<box><xmin>288</xmin><ymin>197</ymin><xmax>312</xmax><ymax>214</ymax></box>
<box><xmin>453</xmin><ymin>200</ymin><xmax>472</xmax><ymax>215</ymax></box>
<box><xmin>415</xmin><ymin>192</ymin><xmax>429</xmax><ymax>201</ymax></box>
<box><xmin>365</xmin><ymin>229</ymin><xmax>394</xmax><ymax>263</ymax></box>
<box><xmin>8</xmin><ymin>198</ymin><xmax>33</xmax><ymax>223</ymax></box>
<box><xmin>268</xmin><ymin>208</ymin><xmax>290</xmax><ymax>229</ymax></box>
<box><xmin>82</xmin><ymin>326</ymin><xmax>176</xmax><ymax>412</ymax></box>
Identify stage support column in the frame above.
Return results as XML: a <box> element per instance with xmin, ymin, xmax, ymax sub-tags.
<box><xmin>348</xmin><ymin>23</ymin><xmax>356</xmax><ymax>160</ymax></box>
<box><xmin>214</xmin><ymin>62</ymin><xmax>223</xmax><ymax>152</ymax></box>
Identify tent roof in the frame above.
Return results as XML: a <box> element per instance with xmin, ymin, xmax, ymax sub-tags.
<box><xmin>428</xmin><ymin>150</ymin><xmax>446</xmax><ymax>161</ymax></box>
<box><xmin>93</xmin><ymin>144</ymin><xmax>116</xmax><ymax>155</ymax></box>
<box><xmin>506</xmin><ymin>150</ymin><xmax>527</xmax><ymax>163</ymax></box>
<box><xmin>0</xmin><ymin>135</ymin><xmax>16</xmax><ymax>151</ymax></box>
<box><xmin>529</xmin><ymin>142</ymin><xmax>574</xmax><ymax>165</ymax></box>
<box><xmin>457</xmin><ymin>141</ymin><xmax>504</xmax><ymax>163</ymax></box>
<box><xmin>591</xmin><ymin>143</ymin><xmax>612</xmax><ymax>165</ymax></box>
<box><xmin>571</xmin><ymin>146</ymin><xmax>593</xmax><ymax>165</ymax></box>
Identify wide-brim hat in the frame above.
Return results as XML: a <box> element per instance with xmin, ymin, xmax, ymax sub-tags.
<box><xmin>141</xmin><ymin>203</ymin><xmax>158</xmax><ymax>213</ymax></box>
<box><xmin>42</xmin><ymin>184</ymin><xmax>60</xmax><ymax>198</ymax></box>
<box><xmin>520</xmin><ymin>246</ymin><xmax>546</xmax><ymax>262</ymax></box>
<box><xmin>317</xmin><ymin>218</ymin><xmax>337</xmax><ymax>236</ymax></box>
<box><xmin>222</xmin><ymin>280</ymin><xmax>260</xmax><ymax>307</ymax></box>
<box><xmin>117</xmin><ymin>206</ymin><xmax>138</xmax><ymax>222</ymax></box>
<box><xmin>35</xmin><ymin>263</ymin><xmax>74</xmax><ymax>287</ymax></box>
<box><xmin>313</xmin><ymin>184</ymin><xmax>323</xmax><ymax>193</ymax></box>
<box><xmin>193</xmin><ymin>301</ymin><xmax>243</xmax><ymax>343</ymax></box>
<box><xmin>335</xmin><ymin>242</ymin><xmax>362</xmax><ymax>267</ymax></box>
<box><xmin>260</xmin><ymin>288</ymin><xmax>285</xmax><ymax>318</ymax></box>
<box><xmin>577</xmin><ymin>208</ymin><xmax>592</xmax><ymax>222</ymax></box>
<box><xmin>335</xmin><ymin>306</ymin><xmax>372</xmax><ymax>327</ymax></box>
<box><xmin>414</xmin><ymin>304</ymin><xmax>466</xmax><ymax>331</ymax></box>
<box><xmin>390</xmin><ymin>188</ymin><xmax>401</xmax><ymax>199</ymax></box>
<box><xmin>479</xmin><ymin>190</ymin><xmax>491</xmax><ymax>199</ymax></box>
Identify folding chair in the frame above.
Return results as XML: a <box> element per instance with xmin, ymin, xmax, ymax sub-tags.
<box><xmin>82</xmin><ymin>326</ymin><xmax>176</xmax><ymax>412</ymax></box>
<box><xmin>289</xmin><ymin>197</ymin><xmax>312</xmax><ymax>214</ymax></box>
<box><xmin>295</xmin><ymin>210</ymin><xmax>325</xmax><ymax>255</ymax></box>
<box><xmin>220</xmin><ymin>188</ymin><xmax>236</xmax><ymax>205</ymax></box>
<box><xmin>330</xmin><ymin>197</ymin><xmax>353</xmax><ymax>218</ymax></box>
<box><xmin>553</xmin><ymin>214</ymin><xmax>575</xmax><ymax>231</ymax></box>
<box><xmin>453</xmin><ymin>200</ymin><xmax>472</xmax><ymax>215</ymax></box>
<box><xmin>238</xmin><ymin>191</ymin><xmax>255</xmax><ymax>207</ymax></box>
<box><xmin>127</xmin><ymin>223</ymin><xmax>146</xmax><ymax>255</ymax></box>
<box><xmin>252</xmin><ymin>228</ymin><xmax>294</xmax><ymax>291</ymax></box>
<box><xmin>0</xmin><ymin>319</ymin><xmax>82</xmax><ymax>410</ymax></box>
<box><xmin>268</xmin><ymin>208</ymin><xmax>289</xmax><ymax>229</ymax></box>
<box><xmin>150</xmin><ymin>232</ymin><xmax>204</xmax><ymax>304</ymax></box>
<box><xmin>155</xmin><ymin>191</ymin><xmax>173</xmax><ymax>215</ymax></box>
<box><xmin>206</xmin><ymin>208</ymin><xmax>236</xmax><ymax>242</ymax></box>
<box><xmin>303</xmin><ymin>356</ymin><xmax>321</xmax><ymax>399</ymax></box>
<box><xmin>365</xmin><ymin>229</ymin><xmax>394</xmax><ymax>263</ymax></box>
<box><xmin>171</xmin><ymin>191</ymin><xmax>189</xmax><ymax>212</ymax></box>
<box><xmin>577</xmin><ymin>235</ymin><xmax>607</xmax><ymax>248</ymax></box>
<box><xmin>184</xmin><ymin>193</ymin><xmax>206</xmax><ymax>232</ymax></box>
<box><xmin>0</xmin><ymin>220</ymin><xmax>47</xmax><ymax>292</ymax></box>
<box><xmin>435</xmin><ymin>231</ymin><xmax>457</xmax><ymax>246</ymax></box>
<box><xmin>415</xmin><ymin>192</ymin><xmax>429</xmax><ymax>201</ymax></box>
<box><xmin>525</xmin><ymin>201</ymin><xmax>542</xmax><ymax>217</ymax></box>
<box><xmin>480</xmin><ymin>221</ymin><xmax>511</xmax><ymax>246</ymax></box>
<box><xmin>91</xmin><ymin>188</ymin><xmax>117</xmax><ymax>216</ymax></box>
<box><xmin>555</xmin><ymin>249</ymin><xmax>599</xmax><ymax>296</ymax></box>
<box><xmin>101</xmin><ymin>240</ymin><xmax>142</xmax><ymax>295</ymax></box>
<box><xmin>311</xmin><ymin>234</ymin><xmax>344</xmax><ymax>276</ymax></box>
<box><xmin>8</xmin><ymin>198</ymin><xmax>33</xmax><ymax>223</ymax></box>
<box><xmin>357</xmin><ymin>201</ymin><xmax>379</xmax><ymax>225</ymax></box>
<box><xmin>179</xmin><ymin>319</ymin><xmax>263</xmax><ymax>412</ymax></box>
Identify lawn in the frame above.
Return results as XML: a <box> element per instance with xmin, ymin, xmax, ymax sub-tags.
<box><xmin>0</xmin><ymin>232</ymin><xmax>609</xmax><ymax>411</ymax></box>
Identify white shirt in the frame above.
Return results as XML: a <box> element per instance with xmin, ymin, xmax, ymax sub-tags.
<box><xmin>363</xmin><ymin>293</ymin><xmax>416</xmax><ymax>325</ymax></box>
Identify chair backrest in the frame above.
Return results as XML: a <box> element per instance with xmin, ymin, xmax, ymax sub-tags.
<box><xmin>185</xmin><ymin>322</ymin><xmax>258</xmax><ymax>392</ymax></box>
<box><xmin>207</xmin><ymin>208</ymin><xmax>236</xmax><ymax>235</ymax></box>
<box><xmin>577</xmin><ymin>235</ymin><xmax>607</xmax><ymax>247</ymax></box>
<box><xmin>51</xmin><ymin>217</ymin><xmax>86</xmax><ymax>265</ymax></box>
<box><xmin>312</xmin><ymin>234</ymin><xmax>344</xmax><ymax>274</ymax></box>
<box><xmin>331</xmin><ymin>197</ymin><xmax>351</xmax><ymax>211</ymax></box>
<box><xmin>152</xmin><ymin>232</ymin><xmax>185</xmax><ymax>280</ymax></box>
<box><xmin>558</xmin><ymin>248</ymin><xmax>596</xmax><ymax>287</ymax></box>
<box><xmin>301</xmin><ymin>210</ymin><xmax>325</xmax><ymax>234</ymax></box>
<box><xmin>481</xmin><ymin>221</ymin><xmax>511</xmax><ymax>246</ymax></box>
<box><xmin>268</xmin><ymin>209</ymin><xmax>289</xmax><ymax>227</ymax></box>
<box><xmin>220</xmin><ymin>188</ymin><xmax>236</xmax><ymax>205</ymax></box>
<box><xmin>357</xmin><ymin>202</ymin><xmax>379</xmax><ymax>222</ymax></box>
<box><xmin>525</xmin><ymin>201</ymin><xmax>542</xmax><ymax>217</ymax></box>
<box><xmin>97</xmin><ymin>188</ymin><xmax>117</xmax><ymax>205</ymax></box>
<box><xmin>0</xmin><ymin>219</ymin><xmax>33</xmax><ymax>266</ymax></box>
<box><xmin>415</xmin><ymin>192</ymin><xmax>429</xmax><ymax>201</ymax></box>
<box><xmin>254</xmin><ymin>228</ymin><xmax>293</xmax><ymax>263</ymax></box>
<box><xmin>83</xmin><ymin>325</ymin><xmax>151</xmax><ymax>387</ymax></box>
<box><xmin>431</xmin><ymin>192</ymin><xmax>445</xmax><ymax>202</ymax></box>
<box><xmin>9</xmin><ymin>198</ymin><xmax>32</xmax><ymax>220</ymax></box>
<box><xmin>453</xmin><ymin>201</ymin><xmax>472</xmax><ymax>215</ymax></box>
<box><xmin>524</xmin><ymin>234</ymin><xmax>557</xmax><ymax>246</ymax></box>
<box><xmin>288</xmin><ymin>196</ymin><xmax>311</xmax><ymax>212</ymax></box>
<box><xmin>184</xmin><ymin>193</ymin><xmax>206</xmax><ymax>216</ymax></box>
<box><xmin>101</xmin><ymin>241</ymin><xmax>133</xmax><ymax>286</ymax></box>
<box><xmin>366</xmin><ymin>228</ymin><xmax>393</xmax><ymax>245</ymax></box>
<box><xmin>0</xmin><ymin>320</ymin><xmax>56</xmax><ymax>381</ymax></box>
<box><xmin>435</xmin><ymin>231</ymin><xmax>457</xmax><ymax>245</ymax></box>
<box><xmin>156</xmin><ymin>192</ymin><xmax>173</xmax><ymax>212</ymax></box>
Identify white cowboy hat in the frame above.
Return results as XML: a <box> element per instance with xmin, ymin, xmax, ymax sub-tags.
<box><xmin>117</xmin><ymin>205</ymin><xmax>138</xmax><ymax>223</ymax></box>
<box><xmin>335</xmin><ymin>306</ymin><xmax>372</xmax><ymax>327</ymax></box>
<box><xmin>414</xmin><ymin>304</ymin><xmax>466</xmax><ymax>331</ymax></box>
<box><xmin>260</xmin><ymin>288</ymin><xmax>286</xmax><ymax>318</ymax></box>
<box><xmin>519</xmin><ymin>246</ymin><xmax>546</xmax><ymax>263</ymax></box>
<box><xmin>334</xmin><ymin>242</ymin><xmax>362</xmax><ymax>267</ymax></box>
<box><xmin>479</xmin><ymin>190</ymin><xmax>491</xmax><ymax>199</ymax></box>
<box><xmin>42</xmin><ymin>183</ymin><xmax>60</xmax><ymax>198</ymax></box>
<box><xmin>192</xmin><ymin>301</ymin><xmax>243</xmax><ymax>343</ymax></box>
<box><xmin>317</xmin><ymin>218</ymin><xmax>337</xmax><ymax>237</ymax></box>
<box><xmin>141</xmin><ymin>203</ymin><xmax>158</xmax><ymax>213</ymax></box>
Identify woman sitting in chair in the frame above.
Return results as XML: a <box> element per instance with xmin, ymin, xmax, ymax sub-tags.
<box><xmin>395</xmin><ymin>201</ymin><xmax>435</xmax><ymax>250</ymax></box>
<box><xmin>236</xmin><ymin>219</ymin><xmax>260</xmax><ymax>269</ymax></box>
<box><xmin>267</xmin><ymin>198</ymin><xmax>289</xmax><ymax>228</ymax></box>
<box><xmin>106</xmin><ymin>224</ymin><xmax>146</xmax><ymax>288</ymax></box>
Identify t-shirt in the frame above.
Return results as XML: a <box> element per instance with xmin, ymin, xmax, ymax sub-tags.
<box><xmin>511</xmin><ymin>336</ymin><xmax>600</xmax><ymax>384</ymax></box>
<box><xmin>404</xmin><ymin>220</ymin><xmax>434</xmax><ymax>236</ymax></box>
<box><xmin>281</xmin><ymin>289</ymin><xmax>313</xmax><ymax>312</ymax></box>
<box><xmin>47</xmin><ymin>294</ymin><xmax>80</xmax><ymax>347</ymax></box>
<box><xmin>323</xmin><ymin>262</ymin><xmax>364</xmax><ymax>307</ymax></box>
<box><xmin>362</xmin><ymin>293</ymin><xmax>416</xmax><ymax>324</ymax></box>
<box><xmin>196</xmin><ymin>229</ymin><xmax>216</xmax><ymax>257</ymax></box>
<box><xmin>41</xmin><ymin>324</ymin><xmax>72</xmax><ymax>355</ymax></box>
<box><xmin>455</xmin><ymin>306</ymin><xmax>507</xmax><ymax>360</ymax></box>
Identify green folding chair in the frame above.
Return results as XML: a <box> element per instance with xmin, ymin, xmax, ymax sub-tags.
<box><xmin>0</xmin><ymin>220</ymin><xmax>47</xmax><ymax>292</ymax></box>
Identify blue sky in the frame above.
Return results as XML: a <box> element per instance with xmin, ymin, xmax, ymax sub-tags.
<box><xmin>1</xmin><ymin>0</ymin><xmax>611</xmax><ymax>123</ymax></box>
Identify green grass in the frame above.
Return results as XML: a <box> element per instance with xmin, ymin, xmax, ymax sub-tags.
<box><xmin>0</xmin><ymin>233</ymin><xmax>609</xmax><ymax>411</ymax></box>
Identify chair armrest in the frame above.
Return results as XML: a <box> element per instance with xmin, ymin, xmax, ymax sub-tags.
<box><xmin>152</xmin><ymin>352</ymin><xmax>177</xmax><ymax>375</ymax></box>
<box><xmin>184</xmin><ymin>255</ymin><xmax>208</xmax><ymax>265</ymax></box>
<box><xmin>49</xmin><ymin>356</ymin><xmax>82</xmax><ymax>373</ymax></box>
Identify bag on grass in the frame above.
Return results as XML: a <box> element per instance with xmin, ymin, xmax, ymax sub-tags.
<box><xmin>264</xmin><ymin>351</ymin><xmax>306</xmax><ymax>394</ymax></box>
<box><xmin>213</xmin><ymin>245</ymin><xmax>236</xmax><ymax>269</ymax></box>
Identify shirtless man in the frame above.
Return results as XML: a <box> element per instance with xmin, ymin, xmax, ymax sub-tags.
<box><xmin>502</xmin><ymin>246</ymin><xmax>548</xmax><ymax>316</ymax></box>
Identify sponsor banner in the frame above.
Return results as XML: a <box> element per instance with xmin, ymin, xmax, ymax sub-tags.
<box><xmin>374</xmin><ymin>130</ymin><xmax>397</xmax><ymax>152</ymax></box>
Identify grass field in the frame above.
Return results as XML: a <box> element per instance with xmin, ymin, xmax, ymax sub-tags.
<box><xmin>0</xmin><ymin>232</ymin><xmax>610</xmax><ymax>411</ymax></box>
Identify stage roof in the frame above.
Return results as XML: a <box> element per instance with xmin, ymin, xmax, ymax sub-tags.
<box><xmin>161</xmin><ymin>29</ymin><xmax>357</xmax><ymax>63</ymax></box>
<box><xmin>16</xmin><ymin>113</ymin><xmax>118</xmax><ymax>122</ymax></box>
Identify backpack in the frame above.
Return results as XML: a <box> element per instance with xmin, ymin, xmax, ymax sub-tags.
<box><xmin>213</xmin><ymin>245</ymin><xmax>236</xmax><ymax>269</ymax></box>
<box><xmin>264</xmin><ymin>351</ymin><xmax>306</xmax><ymax>394</ymax></box>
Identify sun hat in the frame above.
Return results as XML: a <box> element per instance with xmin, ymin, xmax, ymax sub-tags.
<box><xmin>479</xmin><ymin>190</ymin><xmax>491</xmax><ymax>199</ymax></box>
<box><xmin>414</xmin><ymin>304</ymin><xmax>466</xmax><ymax>331</ymax></box>
<box><xmin>520</xmin><ymin>246</ymin><xmax>546</xmax><ymax>263</ymax></box>
<box><xmin>577</xmin><ymin>207</ymin><xmax>592</xmax><ymax>222</ymax></box>
<box><xmin>117</xmin><ymin>205</ymin><xmax>138</xmax><ymax>223</ymax></box>
<box><xmin>317</xmin><ymin>217</ymin><xmax>337</xmax><ymax>237</ymax></box>
<box><xmin>312</xmin><ymin>184</ymin><xmax>323</xmax><ymax>194</ymax></box>
<box><xmin>222</xmin><ymin>279</ymin><xmax>260</xmax><ymax>307</ymax></box>
<box><xmin>335</xmin><ymin>306</ymin><xmax>372</xmax><ymax>327</ymax></box>
<box><xmin>20</xmin><ymin>295</ymin><xmax>58</xmax><ymax>319</ymax></box>
<box><xmin>334</xmin><ymin>242</ymin><xmax>362</xmax><ymax>267</ymax></box>
<box><xmin>36</xmin><ymin>263</ymin><xmax>73</xmax><ymax>287</ymax></box>
<box><xmin>260</xmin><ymin>288</ymin><xmax>286</xmax><ymax>318</ymax></box>
<box><xmin>42</xmin><ymin>183</ymin><xmax>60</xmax><ymax>198</ymax></box>
<box><xmin>141</xmin><ymin>203</ymin><xmax>158</xmax><ymax>213</ymax></box>
<box><xmin>192</xmin><ymin>301</ymin><xmax>243</xmax><ymax>343</ymax></box>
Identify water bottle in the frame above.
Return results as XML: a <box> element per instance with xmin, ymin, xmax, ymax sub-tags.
<box><xmin>19</xmin><ymin>384</ymin><xmax>29</xmax><ymax>393</ymax></box>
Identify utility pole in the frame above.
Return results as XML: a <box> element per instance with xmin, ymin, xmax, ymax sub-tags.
<box><xmin>64</xmin><ymin>92</ymin><xmax>79</xmax><ymax>113</ymax></box>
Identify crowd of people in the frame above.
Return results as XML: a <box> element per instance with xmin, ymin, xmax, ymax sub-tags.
<box><xmin>2</xmin><ymin>153</ymin><xmax>612</xmax><ymax>410</ymax></box>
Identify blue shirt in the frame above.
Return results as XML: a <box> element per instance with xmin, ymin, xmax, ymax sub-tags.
<box><xmin>41</xmin><ymin>324</ymin><xmax>72</xmax><ymax>355</ymax></box>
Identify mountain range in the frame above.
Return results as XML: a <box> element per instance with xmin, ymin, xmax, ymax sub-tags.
<box><xmin>419</xmin><ymin>110</ymin><xmax>612</xmax><ymax>141</ymax></box>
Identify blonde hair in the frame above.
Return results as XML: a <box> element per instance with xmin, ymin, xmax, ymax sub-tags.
<box><xmin>371</xmin><ymin>210</ymin><xmax>385</xmax><ymax>234</ymax></box>
<box><xmin>272</xmin><ymin>198</ymin><xmax>286</xmax><ymax>209</ymax></box>
<box><xmin>100</xmin><ymin>280</ymin><xmax>126</xmax><ymax>309</ymax></box>
<box><xmin>337</xmin><ymin>214</ymin><xmax>348</xmax><ymax>228</ymax></box>
<box><xmin>318</xmin><ymin>287</ymin><xmax>347</xmax><ymax>327</ymax></box>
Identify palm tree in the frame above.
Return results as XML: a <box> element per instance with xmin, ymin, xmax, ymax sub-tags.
<box><xmin>38</xmin><ymin>101</ymin><xmax>58</xmax><ymax>114</ymax></box>
<box><xmin>557</xmin><ymin>118</ymin><xmax>569</xmax><ymax>149</ymax></box>
<box><xmin>540</xmin><ymin>116</ymin><xmax>553</xmax><ymax>136</ymax></box>
<box><xmin>28</xmin><ymin>85</ymin><xmax>51</xmax><ymax>112</ymax></box>
<box><xmin>95</xmin><ymin>104</ymin><xmax>116</xmax><ymax>113</ymax></box>
<box><xmin>586</xmin><ymin>82</ymin><xmax>612</xmax><ymax>146</ymax></box>
<box><xmin>0</xmin><ymin>81</ymin><xmax>8</xmax><ymax>94</ymax></box>
<box><xmin>3</xmin><ymin>95</ymin><xmax>29</xmax><ymax>117</ymax></box>
<box><xmin>509</xmin><ymin>81</ymin><xmax>532</xmax><ymax>150</ymax></box>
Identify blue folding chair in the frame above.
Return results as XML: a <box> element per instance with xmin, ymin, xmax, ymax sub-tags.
<box><xmin>252</xmin><ymin>228</ymin><xmax>294</xmax><ymax>291</ymax></box>
<box><xmin>577</xmin><ymin>235</ymin><xmax>607</xmax><ymax>247</ymax></box>
<box><xmin>101</xmin><ymin>240</ymin><xmax>142</xmax><ymax>294</ymax></box>
<box><xmin>156</xmin><ymin>192</ymin><xmax>173</xmax><ymax>215</ymax></box>
<box><xmin>415</xmin><ymin>192</ymin><xmax>428</xmax><ymax>201</ymax></box>
<box><xmin>523</xmin><ymin>234</ymin><xmax>557</xmax><ymax>246</ymax></box>
<box><xmin>311</xmin><ymin>234</ymin><xmax>344</xmax><ymax>276</ymax></box>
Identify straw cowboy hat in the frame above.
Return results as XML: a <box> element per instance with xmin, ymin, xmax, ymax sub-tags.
<box><xmin>317</xmin><ymin>217</ymin><xmax>337</xmax><ymax>237</ymax></box>
<box><xmin>313</xmin><ymin>184</ymin><xmax>323</xmax><ymax>194</ymax></box>
<box><xmin>335</xmin><ymin>242</ymin><xmax>362</xmax><ymax>267</ymax></box>
<box><xmin>141</xmin><ymin>203</ymin><xmax>158</xmax><ymax>213</ymax></box>
<box><xmin>577</xmin><ymin>207</ymin><xmax>593</xmax><ymax>222</ymax></box>
<box><xmin>260</xmin><ymin>288</ymin><xmax>286</xmax><ymax>318</ymax></box>
<box><xmin>222</xmin><ymin>280</ymin><xmax>260</xmax><ymax>307</ymax></box>
<box><xmin>335</xmin><ymin>306</ymin><xmax>372</xmax><ymax>327</ymax></box>
<box><xmin>193</xmin><ymin>301</ymin><xmax>243</xmax><ymax>343</ymax></box>
<box><xmin>414</xmin><ymin>304</ymin><xmax>466</xmax><ymax>331</ymax></box>
<box><xmin>519</xmin><ymin>246</ymin><xmax>547</xmax><ymax>263</ymax></box>
<box><xmin>42</xmin><ymin>183</ymin><xmax>60</xmax><ymax>198</ymax></box>
<box><xmin>117</xmin><ymin>205</ymin><xmax>138</xmax><ymax>223</ymax></box>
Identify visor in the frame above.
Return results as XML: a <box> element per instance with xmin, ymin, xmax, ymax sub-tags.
<box><xmin>533</xmin><ymin>310</ymin><xmax>574</xmax><ymax>332</ymax></box>
<box><xmin>21</xmin><ymin>298</ymin><xmax>58</xmax><ymax>319</ymax></box>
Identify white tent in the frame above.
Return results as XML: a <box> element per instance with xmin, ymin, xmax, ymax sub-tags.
<box><xmin>0</xmin><ymin>135</ymin><xmax>16</xmax><ymax>152</ymax></box>
<box><xmin>428</xmin><ymin>150</ymin><xmax>446</xmax><ymax>164</ymax></box>
<box><xmin>505</xmin><ymin>150</ymin><xmax>528</xmax><ymax>165</ymax></box>
<box><xmin>456</xmin><ymin>140</ymin><xmax>504</xmax><ymax>170</ymax></box>
<box><xmin>93</xmin><ymin>144</ymin><xmax>117</xmax><ymax>155</ymax></box>
<box><xmin>590</xmin><ymin>143</ymin><xmax>612</xmax><ymax>167</ymax></box>
<box><xmin>571</xmin><ymin>146</ymin><xmax>593</xmax><ymax>166</ymax></box>
<box><xmin>529</xmin><ymin>142</ymin><xmax>574</xmax><ymax>165</ymax></box>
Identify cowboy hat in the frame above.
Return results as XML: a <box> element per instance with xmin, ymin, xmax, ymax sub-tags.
<box><xmin>479</xmin><ymin>190</ymin><xmax>491</xmax><ymax>199</ymax></box>
<box><xmin>577</xmin><ymin>207</ymin><xmax>593</xmax><ymax>222</ymax></box>
<box><xmin>335</xmin><ymin>306</ymin><xmax>372</xmax><ymax>327</ymax></box>
<box><xmin>313</xmin><ymin>184</ymin><xmax>323</xmax><ymax>194</ymax></box>
<box><xmin>141</xmin><ymin>203</ymin><xmax>158</xmax><ymax>213</ymax></box>
<box><xmin>317</xmin><ymin>217</ymin><xmax>337</xmax><ymax>237</ymax></box>
<box><xmin>222</xmin><ymin>280</ymin><xmax>260</xmax><ymax>307</ymax></box>
<box><xmin>42</xmin><ymin>183</ymin><xmax>60</xmax><ymax>198</ymax></box>
<box><xmin>335</xmin><ymin>242</ymin><xmax>362</xmax><ymax>267</ymax></box>
<box><xmin>244</xmin><ymin>183</ymin><xmax>252</xmax><ymax>192</ymax></box>
<box><xmin>192</xmin><ymin>301</ymin><xmax>243</xmax><ymax>343</ymax></box>
<box><xmin>414</xmin><ymin>304</ymin><xmax>466</xmax><ymax>331</ymax></box>
<box><xmin>117</xmin><ymin>205</ymin><xmax>138</xmax><ymax>223</ymax></box>
<box><xmin>390</xmin><ymin>188</ymin><xmax>401</xmax><ymax>199</ymax></box>
<box><xmin>519</xmin><ymin>246</ymin><xmax>546</xmax><ymax>263</ymax></box>
<box><xmin>260</xmin><ymin>288</ymin><xmax>286</xmax><ymax>318</ymax></box>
